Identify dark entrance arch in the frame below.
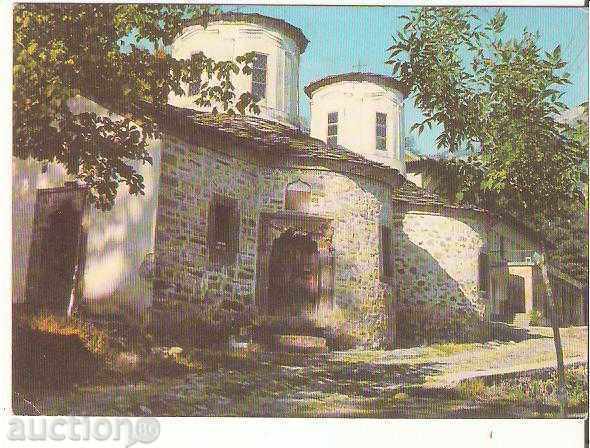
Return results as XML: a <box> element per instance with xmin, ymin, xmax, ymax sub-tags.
<box><xmin>256</xmin><ymin>212</ymin><xmax>334</xmax><ymax>316</ymax></box>
<box><xmin>39</xmin><ymin>201</ymin><xmax>81</xmax><ymax>308</ymax></box>
<box><xmin>268</xmin><ymin>229</ymin><xmax>319</xmax><ymax>316</ymax></box>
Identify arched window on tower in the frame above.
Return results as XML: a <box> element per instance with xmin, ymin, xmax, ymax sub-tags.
<box><xmin>285</xmin><ymin>179</ymin><xmax>312</xmax><ymax>212</ymax></box>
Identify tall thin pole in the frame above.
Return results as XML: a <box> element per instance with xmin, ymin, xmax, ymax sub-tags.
<box><xmin>539</xmin><ymin>252</ymin><xmax>568</xmax><ymax>417</ymax></box>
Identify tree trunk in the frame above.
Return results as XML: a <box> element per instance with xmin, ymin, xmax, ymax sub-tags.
<box><xmin>539</xmin><ymin>250</ymin><xmax>567</xmax><ymax>417</ymax></box>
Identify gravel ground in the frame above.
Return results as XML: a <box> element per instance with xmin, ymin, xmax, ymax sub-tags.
<box><xmin>18</xmin><ymin>327</ymin><xmax>588</xmax><ymax>418</ymax></box>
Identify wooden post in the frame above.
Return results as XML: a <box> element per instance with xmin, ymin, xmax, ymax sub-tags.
<box><xmin>539</xmin><ymin>252</ymin><xmax>567</xmax><ymax>417</ymax></box>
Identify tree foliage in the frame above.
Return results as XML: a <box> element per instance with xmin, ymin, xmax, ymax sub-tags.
<box><xmin>14</xmin><ymin>4</ymin><xmax>259</xmax><ymax>209</ymax></box>
<box><xmin>387</xmin><ymin>7</ymin><xmax>587</xmax><ymax>218</ymax></box>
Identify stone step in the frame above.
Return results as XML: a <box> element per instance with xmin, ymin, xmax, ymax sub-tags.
<box><xmin>273</xmin><ymin>334</ymin><xmax>328</xmax><ymax>353</ymax></box>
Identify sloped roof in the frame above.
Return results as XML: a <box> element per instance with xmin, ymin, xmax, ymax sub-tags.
<box><xmin>84</xmin><ymin>92</ymin><xmax>553</xmax><ymax>250</ymax></box>
<box><xmin>304</xmin><ymin>72</ymin><xmax>409</xmax><ymax>98</ymax></box>
<box><xmin>403</xmin><ymin>155</ymin><xmax>552</xmax><ymax>248</ymax></box>
<box><xmin>152</xmin><ymin>104</ymin><xmax>402</xmax><ymax>186</ymax></box>
<box><xmin>392</xmin><ymin>178</ymin><xmax>484</xmax><ymax>211</ymax></box>
<box><xmin>185</xmin><ymin>12</ymin><xmax>309</xmax><ymax>53</ymax></box>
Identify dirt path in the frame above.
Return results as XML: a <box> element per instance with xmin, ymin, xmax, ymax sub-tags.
<box><xmin>21</xmin><ymin>327</ymin><xmax>588</xmax><ymax>418</ymax></box>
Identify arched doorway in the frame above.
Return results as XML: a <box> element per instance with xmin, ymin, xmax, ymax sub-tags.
<box><xmin>268</xmin><ymin>229</ymin><xmax>319</xmax><ymax>316</ymax></box>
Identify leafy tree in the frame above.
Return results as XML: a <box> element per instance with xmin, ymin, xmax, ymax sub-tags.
<box><xmin>388</xmin><ymin>7</ymin><xmax>588</xmax><ymax>415</ymax></box>
<box><xmin>388</xmin><ymin>8</ymin><xmax>585</xmax><ymax>216</ymax></box>
<box><xmin>14</xmin><ymin>4</ymin><xmax>259</xmax><ymax>210</ymax></box>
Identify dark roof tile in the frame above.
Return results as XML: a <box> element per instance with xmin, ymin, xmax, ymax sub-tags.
<box><xmin>161</xmin><ymin>105</ymin><xmax>401</xmax><ymax>171</ymax></box>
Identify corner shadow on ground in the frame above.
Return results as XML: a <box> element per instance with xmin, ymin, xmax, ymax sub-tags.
<box><xmin>486</xmin><ymin>321</ymin><xmax>552</xmax><ymax>342</ymax></box>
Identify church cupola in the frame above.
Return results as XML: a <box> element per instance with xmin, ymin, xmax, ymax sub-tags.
<box><xmin>169</xmin><ymin>13</ymin><xmax>309</xmax><ymax>128</ymax></box>
<box><xmin>305</xmin><ymin>73</ymin><xmax>408</xmax><ymax>174</ymax></box>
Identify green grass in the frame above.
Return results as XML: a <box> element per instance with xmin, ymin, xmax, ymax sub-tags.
<box><xmin>457</xmin><ymin>378</ymin><xmax>487</xmax><ymax>400</ymax></box>
<box><xmin>331</xmin><ymin>350</ymin><xmax>386</xmax><ymax>364</ymax></box>
<box><xmin>453</xmin><ymin>366</ymin><xmax>588</xmax><ymax>415</ymax></box>
<box><xmin>427</xmin><ymin>342</ymin><xmax>479</xmax><ymax>357</ymax></box>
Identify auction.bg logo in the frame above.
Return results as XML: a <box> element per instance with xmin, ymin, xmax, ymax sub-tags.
<box><xmin>7</xmin><ymin>416</ymin><xmax>160</xmax><ymax>447</ymax></box>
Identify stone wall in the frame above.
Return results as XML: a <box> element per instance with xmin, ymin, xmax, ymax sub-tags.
<box><xmin>389</xmin><ymin>210</ymin><xmax>488</xmax><ymax>315</ymax></box>
<box><xmin>256</xmin><ymin>167</ymin><xmax>396</xmax><ymax>345</ymax></box>
<box><xmin>154</xmin><ymin>136</ymin><xmax>396</xmax><ymax>346</ymax></box>
<box><xmin>154</xmin><ymin>135</ymin><xmax>543</xmax><ymax>346</ymax></box>
<box><xmin>387</xmin><ymin>205</ymin><xmax>542</xmax><ymax>344</ymax></box>
<box><xmin>154</xmin><ymin>140</ymin><xmax>260</xmax><ymax>306</ymax></box>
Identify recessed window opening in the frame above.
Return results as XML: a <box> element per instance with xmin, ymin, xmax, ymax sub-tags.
<box><xmin>376</xmin><ymin>112</ymin><xmax>387</xmax><ymax>151</ymax></box>
<box><xmin>252</xmin><ymin>53</ymin><xmax>268</xmax><ymax>100</ymax></box>
<box><xmin>327</xmin><ymin>112</ymin><xmax>338</xmax><ymax>148</ymax></box>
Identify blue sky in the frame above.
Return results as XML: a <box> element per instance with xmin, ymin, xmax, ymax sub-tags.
<box><xmin>221</xmin><ymin>5</ymin><xmax>589</xmax><ymax>155</ymax></box>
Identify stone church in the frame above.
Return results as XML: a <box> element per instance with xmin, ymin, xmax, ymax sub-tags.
<box><xmin>12</xmin><ymin>13</ymin><xmax>585</xmax><ymax>347</ymax></box>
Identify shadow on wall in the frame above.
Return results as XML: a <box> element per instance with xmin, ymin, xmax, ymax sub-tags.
<box><xmin>81</xmin><ymin>156</ymin><xmax>160</xmax><ymax>317</ymax></box>
<box><xmin>67</xmin><ymin>96</ymin><xmax>161</xmax><ymax>316</ymax></box>
<box><xmin>12</xmin><ymin>148</ymin><xmax>160</xmax><ymax>318</ymax></box>
<box><xmin>390</xmin><ymin>215</ymin><xmax>482</xmax><ymax>345</ymax></box>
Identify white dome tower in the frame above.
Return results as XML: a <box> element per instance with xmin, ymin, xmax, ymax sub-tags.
<box><xmin>305</xmin><ymin>73</ymin><xmax>407</xmax><ymax>174</ymax></box>
<box><xmin>168</xmin><ymin>13</ymin><xmax>309</xmax><ymax>128</ymax></box>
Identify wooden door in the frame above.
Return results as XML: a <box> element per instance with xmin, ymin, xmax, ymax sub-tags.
<box><xmin>26</xmin><ymin>186</ymin><xmax>86</xmax><ymax>314</ymax></box>
<box><xmin>268</xmin><ymin>230</ymin><xmax>320</xmax><ymax>316</ymax></box>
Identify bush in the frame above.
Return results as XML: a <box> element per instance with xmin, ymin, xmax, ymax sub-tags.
<box><xmin>13</xmin><ymin>311</ymin><xmax>117</xmax><ymax>391</ymax></box>
<box><xmin>487</xmin><ymin>366</ymin><xmax>588</xmax><ymax>412</ymax></box>
<box><xmin>23</xmin><ymin>312</ymin><xmax>110</xmax><ymax>356</ymax></box>
<box><xmin>14</xmin><ymin>308</ymin><xmax>208</xmax><ymax>388</ymax></box>
<box><xmin>529</xmin><ymin>308</ymin><xmax>543</xmax><ymax>327</ymax></box>
<box><xmin>458</xmin><ymin>379</ymin><xmax>487</xmax><ymax>400</ymax></box>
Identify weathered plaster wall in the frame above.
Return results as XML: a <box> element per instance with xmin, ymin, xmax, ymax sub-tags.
<box><xmin>309</xmin><ymin>81</ymin><xmax>405</xmax><ymax>173</ymax></box>
<box><xmin>12</xmin><ymin>159</ymin><xmax>75</xmax><ymax>304</ymax></box>
<box><xmin>12</xmin><ymin>97</ymin><xmax>161</xmax><ymax>313</ymax></box>
<box><xmin>169</xmin><ymin>20</ymin><xmax>302</xmax><ymax>128</ymax></box>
